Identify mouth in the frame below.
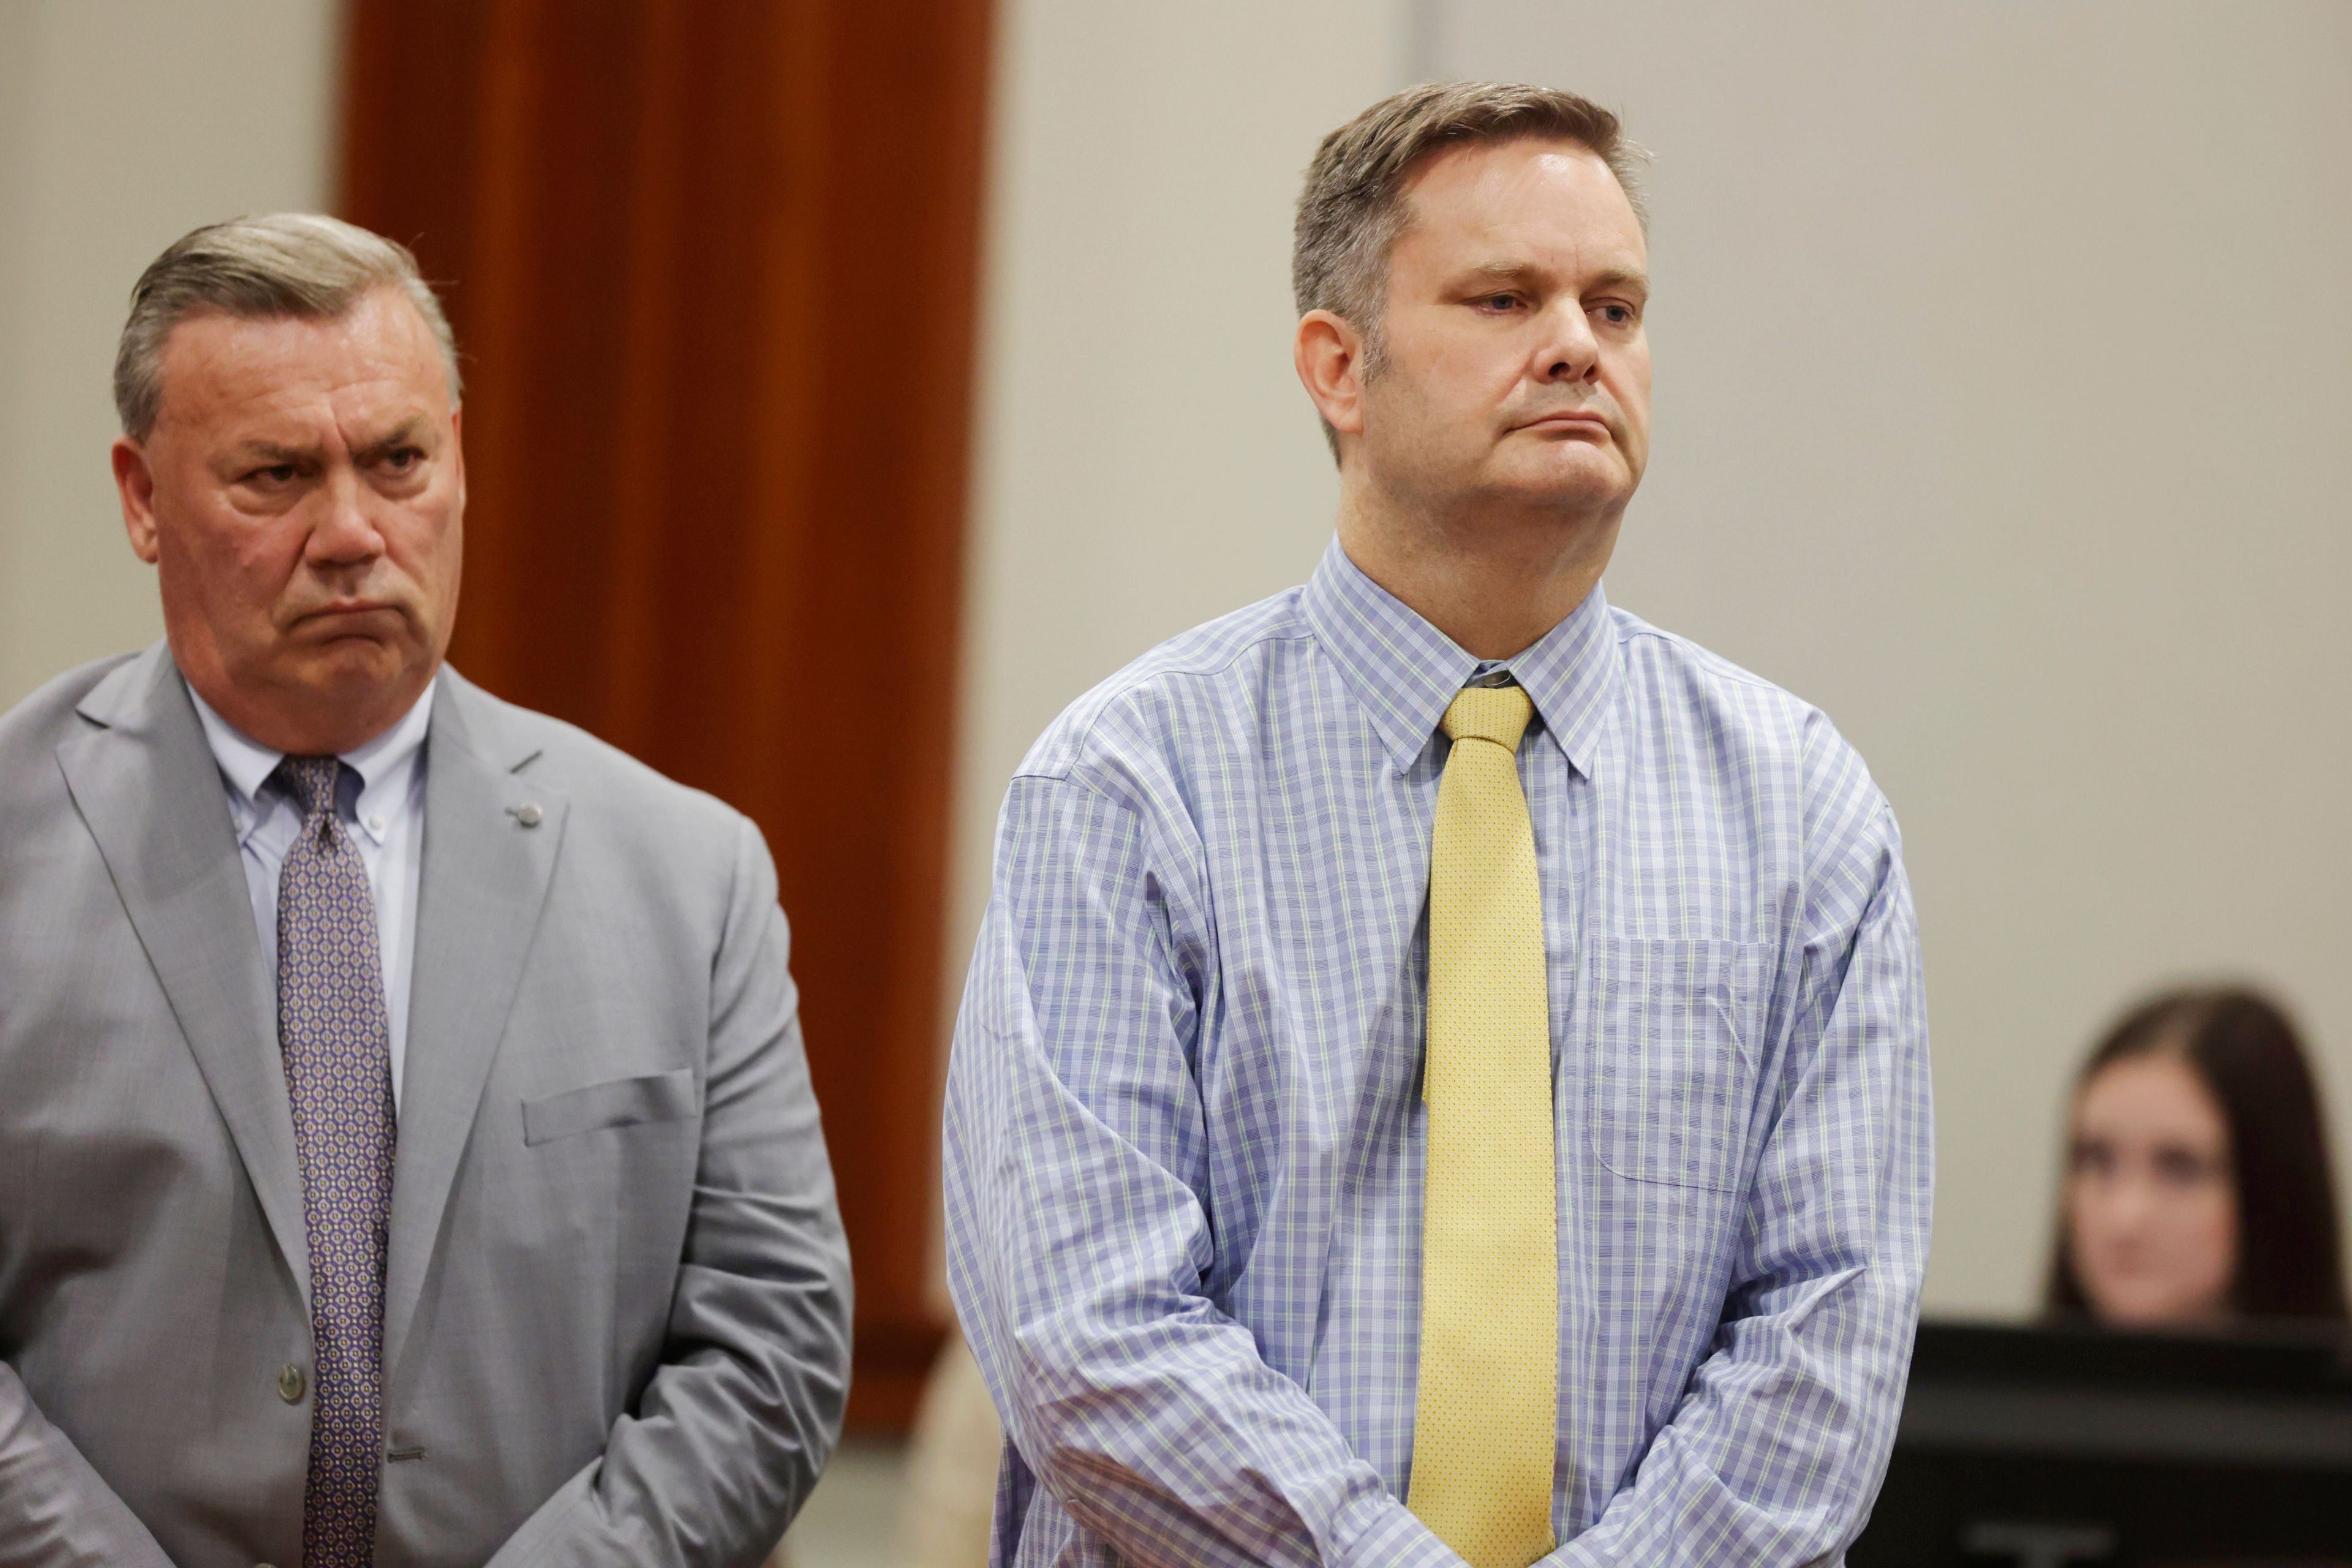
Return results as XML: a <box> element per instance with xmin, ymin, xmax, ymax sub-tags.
<box><xmin>294</xmin><ymin>600</ymin><xmax>404</xmax><ymax>635</ymax></box>
<box><xmin>1515</xmin><ymin>410</ymin><xmax>1613</xmax><ymax>437</ymax></box>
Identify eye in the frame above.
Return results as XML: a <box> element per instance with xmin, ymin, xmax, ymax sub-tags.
<box><xmin>2153</xmin><ymin>1146</ymin><xmax>2223</xmax><ymax>1188</ymax></box>
<box><xmin>1594</xmin><ymin>302</ymin><xmax>1638</xmax><ymax>326</ymax></box>
<box><xmin>383</xmin><ymin>447</ymin><xmax>423</xmax><ymax>472</ymax></box>
<box><xmin>2068</xmin><ymin>1139</ymin><xmax>2116</xmax><ymax>1178</ymax></box>
<box><xmin>1474</xmin><ymin>292</ymin><xmax>1524</xmax><ymax>312</ymax></box>
<box><xmin>246</xmin><ymin>462</ymin><xmax>300</xmax><ymax>486</ymax></box>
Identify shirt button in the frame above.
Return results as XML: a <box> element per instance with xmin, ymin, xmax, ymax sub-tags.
<box><xmin>368</xmin><ymin>814</ymin><xmax>386</xmax><ymax>832</ymax></box>
<box><xmin>276</xmin><ymin>1363</ymin><xmax>306</xmax><ymax>1403</ymax></box>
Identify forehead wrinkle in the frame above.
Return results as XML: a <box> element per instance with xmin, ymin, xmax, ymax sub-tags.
<box><xmin>1403</xmin><ymin>181</ymin><xmax>1646</xmax><ymax>287</ymax></box>
<box><xmin>232</xmin><ymin>436</ymin><xmax>324</xmax><ymax>462</ymax></box>
<box><xmin>349</xmin><ymin>413</ymin><xmax>432</xmax><ymax>461</ymax></box>
<box><xmin>158</xmin><ymin>296</ymin><xmax>449</xmax><ymax>435</ymax></box>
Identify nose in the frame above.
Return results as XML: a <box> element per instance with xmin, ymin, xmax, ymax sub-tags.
<box><xmin>305</xmin><ymin>467</ymin><xmax>387</xmax><ymax>568</ymax></box>
<box><xmin>2103</xmin><ymin>1169</ymin><xmax>2168</xmax><ymax>1234</ymax></box>
<box><xmin>1532</xmin><ymin>299</ymin><xmax>1601</xmax><ymax>385</ymax></box>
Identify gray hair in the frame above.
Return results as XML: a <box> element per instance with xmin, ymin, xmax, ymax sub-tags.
<box><xmin>1293</xmin><ymin>81</ymin><xmax>1647</xmax><ymax>455</ymax></box>
<box><xmin>114</xmin><ymin>213</ymin><xmax>462</xmax><ymax>440</ymax></box>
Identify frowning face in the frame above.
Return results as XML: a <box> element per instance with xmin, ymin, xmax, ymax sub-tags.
<box><xmin>113</xmin><ymin>285</ymin><xmax>464</xmax><ymax>754</ymax></box>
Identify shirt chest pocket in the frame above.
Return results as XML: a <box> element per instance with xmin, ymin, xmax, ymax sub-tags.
<box><xmin>1584</xmin><ymin>936</ymin><xmax>1771</xmax><ymax>1193</ymax></box>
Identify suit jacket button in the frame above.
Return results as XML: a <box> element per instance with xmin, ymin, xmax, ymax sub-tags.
<box><xmin>276</xmin><ymin>1363</ymin><xmax>306</xmax><ymax>1403</ymax></box>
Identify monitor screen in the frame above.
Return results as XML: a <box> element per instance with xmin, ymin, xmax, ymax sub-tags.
<box><xmin>1851</xmin><ymin>1319</ymin><xmax>2352</xmax><ymax>1567</ymax></box>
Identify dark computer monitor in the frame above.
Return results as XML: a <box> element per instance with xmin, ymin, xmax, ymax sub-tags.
<box><xmin>1851</xmin><ymin>1319</ymin><xmax>2352</xmax><ymax>1567</ymax></box>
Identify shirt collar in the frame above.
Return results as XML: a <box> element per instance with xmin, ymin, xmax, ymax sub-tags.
<box><xmin>1300</xmin><ymin>535</ymin><xmax>1620</xmax><ymax>777</ymax></box>
<box><xmin>187</xmin><ymin>676</ymin><xmax>438</xmax><ymax>845</ymax></box>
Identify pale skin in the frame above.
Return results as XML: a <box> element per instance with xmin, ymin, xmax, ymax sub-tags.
<box><xmin>112</xmin><ymin>285</ymin><xmax>466</xmax><ymax>756</ymax></box>
<box><xmin>1295</xmin><ymin>137</ymin><xmax>1651</xmax><ymax>660</ymax></box>
<box><xmin>2064</xmin><ymin>1052</ymin><xmax>2241</xmax><ymax>1326</ymax></box>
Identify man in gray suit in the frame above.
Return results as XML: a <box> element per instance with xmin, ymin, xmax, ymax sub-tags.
<box><xmin>0</xmin><ymin>214</ymin><xmax>853</xmax><ymax>1567</ymax></box>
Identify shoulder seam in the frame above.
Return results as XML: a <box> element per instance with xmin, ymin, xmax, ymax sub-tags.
<box><xmin>1615</xmin><ymin>619</ymin><xmax>1781</xmax><ymax>693</ymax></box>
<box><xmin>1022</xmin><ymin>625</ymin><xmax>1319</xmax><ymax>781</ymax></box>
<box><xmin>999</xmin><ymin>769</ymin><xmax>1139</xmax><ymax>820</ymax></box>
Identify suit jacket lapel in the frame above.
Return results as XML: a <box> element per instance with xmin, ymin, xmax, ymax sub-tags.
<box><xmin>54</xmin><ymin>647</ymin><xmax>311</xmax><ymax>1300</ymax></box>
<box><xmin>383</xmin><ymin>671</ymin><xmax>565</xmax><ymax>1383</ymax></box>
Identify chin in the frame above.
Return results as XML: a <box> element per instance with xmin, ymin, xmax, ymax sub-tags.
<box><xmin>1505</xmin><ymin>472</ymin><xmax>1630</xmax><ymax>517</ymax></box>
<box><xmin>294</xmin><ymin>642</ymin><xmax>419</xmax><ymax>701</ymax></box>
<box><xmin>1488</xmin><ymin>448</ymin><xmax>1630</xmax><ymax>507</ymax></box>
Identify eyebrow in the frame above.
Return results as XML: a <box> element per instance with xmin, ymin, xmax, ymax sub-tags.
<box><xmin>1463</xmin><ymin>260</ymin><xmax>1651</xmax><ymax>296</ymax></box>
<box><xmin>232</xmin><ymin>440</ymin><xmax>318</xmax><ymax>466</ymax></box>
<box><xmin>352</xmin><ymin>418</ymin><xmax>431</xmax><ymax>463</ymax></box>
<box><xmin>227</xmin><ymin>417</ymin><xmax>432</xmax><ymax>471</ymax></box>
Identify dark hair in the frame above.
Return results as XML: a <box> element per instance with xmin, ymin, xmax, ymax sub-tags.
<box><xmin>2046</xmin><ymin>986</ymin><xmax>2348</xmax><ymax>1321</ymax></box>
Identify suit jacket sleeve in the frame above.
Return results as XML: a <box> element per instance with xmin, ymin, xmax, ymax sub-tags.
<box><xmin>486</xmin><ymin>813</ymin><xmax>854</xmax><ymax>1568</ymax></box>
<box><xmin>0</xmin><ymin>1362</ymin><xmax>173</xmax><ymax>1567</ymax></box>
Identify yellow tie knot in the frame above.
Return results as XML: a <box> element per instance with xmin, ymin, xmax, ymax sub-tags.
<box><xmin>1442</xmin><ymin>684</ymin><xmax>1534</xmax><ymax>753</ymax></box>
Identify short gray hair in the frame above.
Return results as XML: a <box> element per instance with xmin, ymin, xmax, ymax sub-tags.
<box><xmin>115</xmin><ymin>213</ymin><xmax>461</xmax><ymax>440</ymax></box>
<box><xmin>1293</xmin><ymin>81</ymin><xmax>1646</xmax><ymax>454</ymax></box>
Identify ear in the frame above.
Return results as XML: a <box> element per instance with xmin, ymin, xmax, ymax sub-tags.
<box><xmin>449</xmin><ymin>403</ymin><xmax>467</xmax><ymax>514</ymax></box>
<box><xmin>113</xmin><ymin>437</ymin><xmax>162</xmax><ymax>565</ymax></box>
<box><xmin>1294</xmin><ymin>309</ymin><xmax>1370</xmax><ymax>444</ymax></box>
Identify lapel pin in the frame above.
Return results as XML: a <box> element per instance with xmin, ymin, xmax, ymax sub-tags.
<box><xmin>507</xmin><ymin>802</ymin><xmax>544</xmax><ymax>828</ymax></box>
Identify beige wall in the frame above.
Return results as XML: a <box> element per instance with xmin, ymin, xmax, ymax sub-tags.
<box><xmin>954</xmin><ymin>0</ymin><xmax>2352</xmax><ymax>1320</ymax></box>
<box><xmin>948</xmin><ymin>1</ymin><xmax>1414</xmax><ymax>1017</ymax></box>
<box><xmin>0</xmin><ymin>0</ymin><xmax>340</xmax><ymax>709</ymax></box>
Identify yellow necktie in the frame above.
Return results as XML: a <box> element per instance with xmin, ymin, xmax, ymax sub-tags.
<box><xmin>1408</xmin><ymin>684</ymin><xmax>1558</xmax><ymax>1568</ymax></box>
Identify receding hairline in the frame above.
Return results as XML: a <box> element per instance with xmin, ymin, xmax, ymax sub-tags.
<box><xmin>115</xmin><ymin>213</ymin><xmax>462</xmax><ymax>442</ymax></box>
<box><xmin>143</xmin><ymin>283</ymin><xmax>459</xmax><ymax>432</ymax></box>
<box><xmin>1386</xmin><ymin>129</ymin><xmax>1647</xmax><ymax>252</ymax></box>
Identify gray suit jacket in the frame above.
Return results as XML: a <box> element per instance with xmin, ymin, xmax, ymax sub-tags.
<box><xmin>0</xmin><ymin>646</ymin><xmax>853</xmax><ymax>1567</ymax></box>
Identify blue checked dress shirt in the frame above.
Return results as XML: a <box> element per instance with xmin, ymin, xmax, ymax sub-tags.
<box><xmin>943</xmin><ymin>538</ymin><xmax>1934</xmax><ymax>1567</ymax></box>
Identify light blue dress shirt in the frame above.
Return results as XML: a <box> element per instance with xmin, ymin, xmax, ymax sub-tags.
<box><xmin>943</xmin><ymin>539</ymin><xmax>1933</xmax><ymax>1566</ymax></box>
<box><xmin>187</xmin><ymin>677</ymin><xmax>435</xmax><ymax>1110</ymax></box>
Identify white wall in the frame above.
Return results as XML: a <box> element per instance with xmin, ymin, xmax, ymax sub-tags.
<box><xmin>1422</xmin><ymin>0</ymin><xmax>2352</xmax><ymax>1315</ymax></box>
<box><xmin>0</xmin><ymin>0</ymin><xmax>341</xmax><ymax>709</ymax></box>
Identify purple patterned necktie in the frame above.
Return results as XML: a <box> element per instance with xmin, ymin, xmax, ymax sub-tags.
<box><xmin>274</xmin><ymin>755</ymin><xmax>396</xmax><ymax>1567</ymax></box>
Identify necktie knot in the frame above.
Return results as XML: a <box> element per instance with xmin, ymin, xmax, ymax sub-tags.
<box><xmin>1441</xmin><ymin>685</ymin><xmax>1533</xmax><ymax>753</ymax></box>
<box><xmin>274</xmin><ymin>755</ymin><xmax>343</xmax><ymax>826</ymax></box>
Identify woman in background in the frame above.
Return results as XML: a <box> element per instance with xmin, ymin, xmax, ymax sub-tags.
<box><xmin>2048</xmin><ymin>986</ymin><xmax>2348</xmax><ymax>1325</ymax></box>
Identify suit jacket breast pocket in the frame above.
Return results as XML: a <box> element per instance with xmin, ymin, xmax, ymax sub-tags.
<box><xmin>522</xmin><ymin>1067</ymin><xmax>699</xmax><ymax>1147</ymax></box>
<box><xmin>1586</xmin><ymin>936</ymin><xmax>1771</xmax><ymax>1192</ymax></box>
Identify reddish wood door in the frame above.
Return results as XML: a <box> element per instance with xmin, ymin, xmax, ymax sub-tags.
<box><xmin>340</xmin><ymin>0</ymin><xmax>992</xmax><ymax>1431</ymax></box>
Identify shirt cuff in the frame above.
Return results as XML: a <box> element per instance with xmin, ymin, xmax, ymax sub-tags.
<box><xmin>1327</xmin><ymin>1493</ymin><xmax>1467</xmax><ymax>1568</ymax></box>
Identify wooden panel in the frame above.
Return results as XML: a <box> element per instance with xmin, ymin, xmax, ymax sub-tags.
<box><xmin>339</xmin><ymin>0</ymin><xmax>992</xmax><ymax>1433</ymax></box>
